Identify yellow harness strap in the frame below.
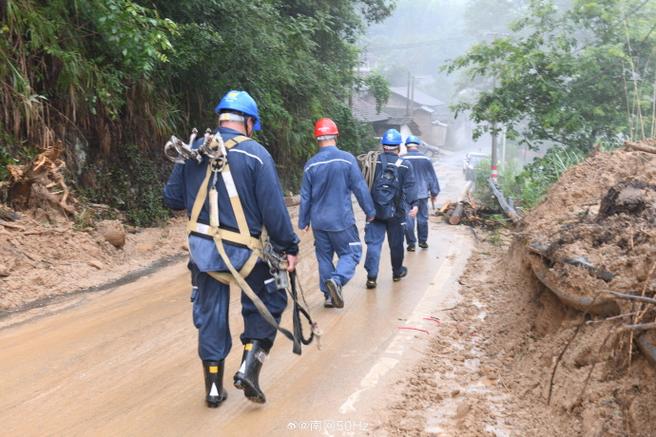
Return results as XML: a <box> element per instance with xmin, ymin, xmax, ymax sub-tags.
<box><xmin>187</xmin><ymin>135</ymin><xmax>261</xmax><ymax>283</ymax></box>
<box><xmin>186</xmin><ymin>134</ymin><xmax>301</xmax><ymax>351</ymax></box>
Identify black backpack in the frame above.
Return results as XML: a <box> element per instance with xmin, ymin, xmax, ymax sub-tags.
<box><xmin>372</xmin><ymin>154</ymin><xmax>403</xmax><ymax>220</ymax></box>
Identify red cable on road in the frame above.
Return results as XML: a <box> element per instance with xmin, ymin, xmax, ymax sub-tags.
<box><xmin>397</xmin><ymin>326</ymin><xmax>430</xmax><ymax>334</ymax></box>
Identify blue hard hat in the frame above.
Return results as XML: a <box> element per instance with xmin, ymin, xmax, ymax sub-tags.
<box><xmin>405</xmin><ymin>135</ymin><xmax>421</xmax><ymax>146</ymax></box>
<box><xmin>214</xmin><ymin>90</ymin><xmax>261</xmax><ymax>131</ymax></box>
<box><xmin>381</xmin><ymin>128</ymin><xmax>402</xmax><ymax>146</ymax></box>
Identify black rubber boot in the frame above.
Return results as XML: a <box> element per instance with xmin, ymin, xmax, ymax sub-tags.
<box><xmin>203</xmin><ymin>360</ymin><xmax>228</xmax><ymax>408</ymax></box>
<box><xmin>234</xmin><ymin>340</ymin><xmax>269</xmax><ymax>404</ymax></box>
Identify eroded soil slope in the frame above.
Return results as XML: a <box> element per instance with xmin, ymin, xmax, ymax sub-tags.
<box><xmin>383</xmin><ymin>237</ymin><xmax>656</xmax><ymax>436</ymax></box>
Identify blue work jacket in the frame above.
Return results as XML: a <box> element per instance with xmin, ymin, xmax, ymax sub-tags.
<box><xmin>163</xmin><ymin>127</ymin><xmax>299</xmax><ymax>273</ymax></box>
<box><xmin>372</xmin><ymin>151</ymin><xmax>418</xmax><ymax>218</ymax></box>
<box><xmin>403</xmin><ymin>149</ymin><xmax>440</xmax><ymax>199</ymax></box>
<box><xmin>299</xmin><ymin>146</ymin><xmax>375</xmax><ymax>232</ymax></box>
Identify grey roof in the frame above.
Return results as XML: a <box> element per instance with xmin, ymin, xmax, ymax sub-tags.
<box><xmin>382</xmin><ymin>106</ymin><xmax>411</xmax><ymax>118</ymax></box>
<box><xmin>389</xmin><ymin>87</ymin><xmax>445</xmax><ymax>107</ymax></box>
<box><xmin>351</xmin><ymin>98</ymin><xmax>391</xmax><ymax>123</ymax></box>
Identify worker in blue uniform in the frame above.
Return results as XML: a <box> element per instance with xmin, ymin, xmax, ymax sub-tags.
<box><xmin>163</xmin><ymin>90</ymin><xmax>299</xmax><ymax>408</ymax></box>
<box><xmin>402</xmin><ymin>135</ymin><xmax>440</xmax><ymax>251</ymax></box>
<box><xmin>363</xmin><ymin>128</ymin><xmax>418</xmax><ymax>289</ymax></box>
<box><xmin>299</xmin><ymin>118</ymin><xmax>375</xmax><ymax>309</ymax></box>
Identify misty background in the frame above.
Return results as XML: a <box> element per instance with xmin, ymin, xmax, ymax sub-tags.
<box><xmin>358</xmin><ymin>0</ymin><xmax>536</xmax><ymax>159</ymax></box>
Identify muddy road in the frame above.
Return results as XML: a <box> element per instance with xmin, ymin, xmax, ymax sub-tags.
<box><xmin>0</xmin><ymin>151</ymin><xmax>472</xmax><ymax>436</ymax></box>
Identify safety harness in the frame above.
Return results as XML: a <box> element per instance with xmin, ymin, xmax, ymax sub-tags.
<box><xmin>186</xmin><ymin>134</ymin><xmax>316</xmax><ymax>355</ymax></box>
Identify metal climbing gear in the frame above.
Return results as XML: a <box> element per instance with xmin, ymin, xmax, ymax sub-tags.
<box><xmin>164</xmin><ymin>128</ymin><xmax>227</xmax><ymax>165</ymax></box>
<box><xmin>164</xmin><ymin>129</ymin><xmax>317</xmax><ymax>355</ymax></box>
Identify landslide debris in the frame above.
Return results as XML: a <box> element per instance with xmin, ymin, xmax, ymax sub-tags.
<box><xmin>0</xmin><ymin>215</ymin><xmax>187</xmax><ymax>314</ymax></box>
<box><xmin>522</xmin><ymin>146</ymin><xmax>655</xmax><ymax>312</ymax></box>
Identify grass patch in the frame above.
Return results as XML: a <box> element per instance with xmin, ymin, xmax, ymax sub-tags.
<box><xmin>473</xmin><ymin>146</ymin><xmax>586</xmax><ymax>211</ymax></box>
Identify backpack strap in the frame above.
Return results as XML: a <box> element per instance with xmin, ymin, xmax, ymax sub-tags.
<box><xmin>379</xmin><ymin>152</ymin><xmax>389</xmax><ymax>169</ymax></box>
<box><xmin>394</xmin><ymin>158</ymin><xmax>403</xmax><ymax>168</ymax></box>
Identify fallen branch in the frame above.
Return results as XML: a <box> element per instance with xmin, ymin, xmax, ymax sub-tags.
<box><xmin>586</xmin><ymin>312</ymin><xmax>639</xmax><ymax>325</ymax></box>
<box><xmin>605</xmin><ymin>291</ymin><xmax>656</xmax><ymax>306</ymax></box>
<box><xmin>467</xmin><ymin>190</ymin><xmax>477</xmax><ymax>209</ymax></box>
<box><xmin>488</xmin><ymin>178</ymin><xmax>521</xmax><ymax>223</ymax></box>
<box><xmin>0</xmin><ymin>219</ymin><xmax>25</xmax><ymax>230</ymax></box>
<box><xmin>439</xmin><ymin>201</ymin><xmax>452</xmax><ymax>214</ymax></box>
<box><xmin>563</xmin><ymin>256</ymin><xmax>615</xmax><ymax>283</ymax></box>
<box><xmin>548</xmin><ymin>321</ymin><xmax>583</xmax><ymax>405</ymax></box>
<box><xmin>21</xmin><ymin>227</ymin><xmax>68</xmax><ymax>236</ymax></box>
<box><xmin>576</xmin><ymin>327</ymin><xmax>618</xmax><ymax>408</ymax></box>
<box><xmin>621</xmin><ymin>322</ymin><xmax>656</xmax><ymax>332</ymax></box>
<box><xmin>449</xmin><ymin>202</ymin><xmax>465</xmax><ymax>225</ymax></box>
<box><xmin>7</xmin><ymin>141</ymin><xmax>76</xmax><ymax>215</ymax></box>
<box><xmin>529</xmin><ymin>255</ymin><xmax>619</xmax><ymax>316</ymax></box>
<box><xmin>625</xmin><ymin>140</ymin><xmax>656</xmax><ymax>154</ymax></box>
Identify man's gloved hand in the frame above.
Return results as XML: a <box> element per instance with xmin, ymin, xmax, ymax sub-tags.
<box><xmin>286</xmin><ymin>254</ymin><xmax>298</xmax><ymax>272</ymax></box>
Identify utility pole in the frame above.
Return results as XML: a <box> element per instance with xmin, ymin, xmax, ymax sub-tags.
<box><xmin>491</xmin><ymin>122</ymin><xmax>498</xmax><ymax>183</ymax></box>
<box><xmin>405</xmin><ymin>72</ymin><xmax>411</xmax><ymax>116</ymax></box>
<box><xmin>490</xmin><ymin>76</ymin><xmax>498</xmax><ymax>184</ymax></box>
<box><xmin>500</xmin><ymin>127</ymin><xmax>506</xmax><ymax>169</ymax></box>
<box><xmin>411</xmin><ymin>75</ymin><xmax>415</xmax><ymax>108</ymax></box>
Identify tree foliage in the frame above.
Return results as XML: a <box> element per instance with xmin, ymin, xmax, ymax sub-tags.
<box><xmin>447</xmin><ymin>0</ymin><xmax>656</xmax><ymax>151</ymax></box>
<box><xmin>364</xmin><ymin>72</ymin><xmax>391</xmax><ymax>113</ymax></box>
<box><xmin>0</xmin><ymin>0</ymin><xmax>395</xmax><ymax>223</ymax></box>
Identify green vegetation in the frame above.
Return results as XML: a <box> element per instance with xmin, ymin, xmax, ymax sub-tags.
<box><xmin>448</xmin><ymin>0</ymin><xmax>656</xmax><ymax>152</ymax></box>
<box><xmin>451</xmin><ymin>0</ymin><xmax>656</xmax><ymax>216</ymax></box>
<box><xmin>80</xmin><ymin>144</ymin><xmax>171</xmax><ymax>227</ymax></box>
<box><xmin>0</xmin><ymin>0</ymin><xmax>394</xmax><ymax>225</ymax></box>
<box><xmin>364</xmin><ymin>72</ymin><xmax>391</xmax><ymax>113</ymax></box>
<box><xmin>0</xmin><ymin>145</ymin><xmax>15</xmax><ymax>182</ymax></box>
<box><xmin>474</xmin><ymin>146</ymin><xmax>586</xmax><ymax>210</ymax></box>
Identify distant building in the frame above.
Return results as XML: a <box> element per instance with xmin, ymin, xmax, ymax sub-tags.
<box><xmin>351</xmin><ymin>86</ymin><xmax>449</xmax><ymax>148</ymax></box>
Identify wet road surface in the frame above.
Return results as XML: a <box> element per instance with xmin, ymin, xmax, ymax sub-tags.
<box><xmin>0</xmin><ymin>150</ymin><xmax>473</xmax><ymax>436</ymax></box>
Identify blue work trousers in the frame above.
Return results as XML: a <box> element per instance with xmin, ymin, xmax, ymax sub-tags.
<box><xmin>405</xmin><ymin>198</ymin><xmax>430</xmax><ymax>246</ymax></box>
<box><xmin>191</xmin><ymin>261</ymin><xmax>287</xmax><ymax>361</ymax></box>
<box><xmin>313</xmin><ymin>226</ymin><xmax>362</xmax><ymax>298</ymax></box>
<box><xmin>364</xmin><ymin>217</ymin><xmax>405</xmax><ymax>279</ymax></box>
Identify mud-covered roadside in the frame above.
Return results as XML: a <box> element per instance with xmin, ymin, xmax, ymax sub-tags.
<box><xmin>379</xmin><ymin>234</ymin><xmax>656</xmax><ymax>436</ymax></box>
<box><xmin>0</xmin><ymin>216</ymin><xmax>188</xmax><ymax>314</ymax></box>
<box><xmin>380</xmin><ymin>146</ymin><xmax>656</xmax><ymax>436</ymax></box>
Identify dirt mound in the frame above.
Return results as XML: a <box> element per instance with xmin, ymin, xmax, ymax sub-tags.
<box><xmin>0</xmin><ymin>215</ymin><xmax>188</xmax><ymax>313</ymax></box>
<box><xmin>522</xmin><ymin>148</ymin><xmax>656</xmax><ymax>304</ymax></box>
<box><xmin>383</xmin><ymin>238</ymin><xmax>656</xmax><ymax>435</ymax></box>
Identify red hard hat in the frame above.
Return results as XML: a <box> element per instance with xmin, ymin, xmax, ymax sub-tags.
<box><xmin>314</xmin><ymin>118</ymin><xmax>339</xmax><ymax>138</ymax></box>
